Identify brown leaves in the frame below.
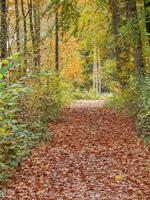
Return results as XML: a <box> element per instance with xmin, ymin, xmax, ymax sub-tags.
<box><xmin>2</xmin><ymin>101</ymin><xmax>150</xmax><ymax>199</ymax></box>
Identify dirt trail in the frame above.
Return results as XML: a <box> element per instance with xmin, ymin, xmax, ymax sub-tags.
<box><xmin>2</xmin><ymin>100</ymin><xmax>150</xmax><ymax>200</ymax></box>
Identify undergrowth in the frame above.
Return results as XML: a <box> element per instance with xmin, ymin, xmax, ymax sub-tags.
<box><xmin>0</xmin><ymin>56</ymin><xmax>71</xmax><ymax>186</ymax></box>
<box><xmin>105</xmin><ymin>76</ymin><xmax>150</xmax><ymax>141</ymax></box>
<box><xmin>73</xmin><ymin>88</ymin><xmax>104</xmax><ymax>100</ymax></box>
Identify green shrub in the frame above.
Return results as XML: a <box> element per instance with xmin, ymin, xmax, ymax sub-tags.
<box><xmin>136</xmin><ymin>76</ymin><xmax>150</xmax><ymax>137</ymax></box>
<box><xmin>0</xmin><ymin>81</ymin><xmax>32</xmax><ymax>181</ymax></box>
<box><xmin>105</xmin><ymin>76</ymin><xmax>150</xmax><ymax>139</ymax></box>
<box><xmin>73</xmin><ymin>88</ymin><xmax>101</xmax><ymax>100</ymax></box>
<box><xmin>20</xmin><ymin>71</ymin><xmax>72</xmax><ymax>128</ymax></box>
<box><xmin>105</xmin><ymin>91</ymin><xmax>137</xmax><ymax>114</ymax></box>
<box><xmin>0</xmin><ymin>58</ymin><xmax>71</xmax><ymax>182</ymax></box>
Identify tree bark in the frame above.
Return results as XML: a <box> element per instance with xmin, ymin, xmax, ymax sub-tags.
<box><xmin>93</xmin><ymin>47</ymin><xmax>100</xmax><ymax>95</ymax></box>
<box><xmin>109</xmin><ymin>0</ymin><xmax>122</xmax><ymax>84</ymax></box>
<box><xmin>98</xmin><ymin>48</ymin><xmax>102</xmax><ymax>94</ymax></box>
<box><xmin>36</xmin><ymin>1</ymin><xmax>41</xmax><ymax>66</ymax></box>
<box><xmin>109</xmin><ymin>0</ymin><xmax>120</xmax><ymax>68</ymax></box>
<box><xmin>15</xmin><ymin>0</ymin><xmax>20</xmax><ymax>52</ymax></box>
<box><xmin>21</xmin><ymin>0</ymin><xmax>27</xmax><ymax>65</ymax></box>
<box><xmin>33</xmin><ymin>0</ymin><xmax>41</xmax><ymax>67</ymax></box>
<box><xmin>110</xmin><ymin>0</ymin><xmax>131</xmax><ymax>87</ymax></box>
<box><xmin>28</xmin><ymin>0</ymin><xmax>36</xmax><ymax>67</ymax></box>
<box><xmin>144</xmin><ymin>0</ymin><xmax>150</xmax><ymax>44</ymax></box>
<box><xmin>55</xmin><ymin>11</ymin><xmax>59</xmax><ymax>71</ymax></box>
<box><xmin>0</xmin><ymin>0</ymin><xmax>7</xmax><ymax>59</ymax></box>
<box><xmin>126</xmin><ymin>0</ymin><xmax>145</xmax><ymax>76</ymax></box>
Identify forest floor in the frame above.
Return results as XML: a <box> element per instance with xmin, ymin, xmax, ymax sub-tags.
<box><xmin>2</xmin><ymin>100</ymin><xmax>150</xmax><ymax>200</ymax></box>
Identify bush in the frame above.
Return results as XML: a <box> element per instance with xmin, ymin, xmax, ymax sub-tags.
<box><xmin>105</xmin><ymin>82</ymin><xmax>138</xmax><ymax>113</ymax></box>
<box><xmin>0</xmin><ymin>58</ymin><xmax>71</xmax><ymax>182</ymax></box>
<box><xmin>0</xmin><ymin>80</ymin><xmax>32</xmax><ymax>181</ymax></box>
<box><xmin>136</xmin><ymin>76</ymin><xmax>150</xmax><ymax>137</ymax></box>
<box><xmin>73</xmin><ymin>88</ymin><xmax>101</xmax><ymax>100</ymax></box>
<box><xmin>105</xmin><ymin>76</ymin><xmax>150</xmax><ymax>139</ymax></box>
<box><xmin>20</xmin><ymin>71</ymin><xmax>72</xmax><ymax>128</ymax></box>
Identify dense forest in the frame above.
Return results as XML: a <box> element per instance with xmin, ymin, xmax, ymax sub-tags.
<box><xmin>0</xmin><ymin>0</ymin><xmax>150</xmax><ymax>199</ymax></box>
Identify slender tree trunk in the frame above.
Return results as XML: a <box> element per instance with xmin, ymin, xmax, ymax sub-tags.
<box><xmin>93</xmin><ymin>47</ymin><xmax>96</xmax><ymax>93</ymax></box>
<box><xmin>21</xmin><ymin>0</ymin><xmax>27</xmax><ymax>65</ymax></box>
<box><xmin>36</xmin><ymin>1</ymin><xmax>41</xmax><ymax>66</ymax></box>
<box><xmin>15</xmin><ymin>0</ymin><xmax>20</xmax><ymax>52</ymax></box>
<box><xmin>126</xmin><ymin>0</ymin><xmax>145</xmax><ymax>76</ymax></box>
<box><xmin>110</xmin><ymin>0</ymin><xmax>122</xmax><ymax>75</ymax></box>
<box><xmin>0</xmin><ymin>0</ymin><xmax>7</xmax><ymax>59</ymax></box>
<box><xmin>7</xmin><ymin>31</ymin><xmax>11</xmax><ymax>57</ymax></box>
<box><xmin>33</xmin><ymin>0</ymin><xmax>41</xmax><ymax>67</ymax></box>
<box><xmin>98</xmin><ymin>48</ymin><xmax>102</xmax><ymax>94</ymax></box>
<box><xmin>28</xmin><ymin>0</ymin><xmax>36</xmax><ymax>67</ymax></box>
<box><xmin>95</xmin><ymin>49</ymin><xmax>98</xmax><ymax>96</ymax></box>
<box><xmin>144</xmin><ymin>0</ymin><xmax>150</xmax><ymax>44</ymax></box>
<box><xmin>55</xmin><ymin>11</ymin><xmax>59</xmax><ymax>71</ymax></box>
<box><xmin>93</xmin><ymin>47</ymin><xmax>99</xmax><ymax>95</ymax></box>
<box><xmin>33</xmin><ymin>4</ymin><xmax>37</xmax><ymax>67</ymax></box>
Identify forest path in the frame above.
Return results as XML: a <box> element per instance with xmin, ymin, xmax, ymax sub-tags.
<box><xmin>2</xmin><ymin>100</ymin><xmax>150</xmax><ymax>200</ymax></box>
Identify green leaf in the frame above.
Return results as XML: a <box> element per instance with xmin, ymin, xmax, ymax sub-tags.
<box><xmin>0</xmin><ymin>74</ymin><xmax>3</xmax><ymax>80</ymax></box>
<box><xmin>2</xmin><ymin>59</ymin><xmax>8</xmax><ymax>65</ymax></box>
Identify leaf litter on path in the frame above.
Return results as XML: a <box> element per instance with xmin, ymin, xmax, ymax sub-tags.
<box><xmin>2</xmin><ymin>100</ymin><xmax>150</xmax><ymax>200</ymax></box>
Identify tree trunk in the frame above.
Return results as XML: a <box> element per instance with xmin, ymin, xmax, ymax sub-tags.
<box><xmin>93</xmin><ymin>47</ymin><xmax>100</xmax><ymax>95</ymax></box>
<box><xmin>36</xmin><ymin>1</ymin><xmax>41</xmax><ymax>66</ymax></box>
<box><xmin>109</xmin><ymin>0</ymin><xmax>122</xmax><ymax>85</ymax></box>
<box><xmin>33</xmin><ymin>0</ymin><xmax>41</xmax><ymax>67</ymax></box>
<box><xmin>98</xmin><ymin>48</ymin><xmax>102</xmax><ymax>94</ymax></box>
<box><xmin>28</xmin><ymin>0</ymin><xmax>36</xmax><ymax>67</ymax></box>
<box><xmin>110</xmin><ymin>0</ymin><xmax>131</xmax><ymax>87</ymax></box>
<box><xmin>126</xmin><ymin>0</ymin><xmax>145</xmax><ymax>76</ymax></box>
<box><xmin>0</xmin><ymin>0</ymin><xmax>7</xmax><ymax>59</ymax></box>
<box><xmin>55</xmin><ymin>11</ymin><xmax>59</xmax><ymax>71</ymax></box>
<box><xmin>93</xmin><ymin>47</ymin><xmax>96</xmax><ymax>93</ymax></box>
<box><xmin>144</xmin><ymin>0</ymin><xmax>150</xmax><ymax>44</ymax></box>
<box><xmin>15</xmin><ymin>0</ymin><xmax>20</xmax><ymax>52</ymax></box>
<box><xmin>109</xmin><ymin>0</ymin><xmax>120</xmax><ymax>70</ymax></box>
<box><xmin>95</xmin><ymin>48</ymin><xmax>98</xmax><ymax>95</ymax></box>
<box><xmin>21</xmin><ymin>0</ymin><xmax>27</xmax><ymax>65</ymax></box>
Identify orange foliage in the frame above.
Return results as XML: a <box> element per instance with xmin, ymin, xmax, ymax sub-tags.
<box><xmin>60</xmin><ymin>36</ymin><xmax>83</xmax><ymax>84</ymax></box>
